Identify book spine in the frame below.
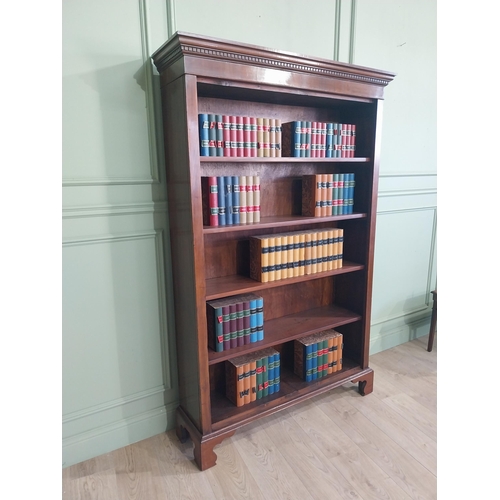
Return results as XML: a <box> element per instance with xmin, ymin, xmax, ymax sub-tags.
<box><xmin>223</xmin><ymin>115</ymin><xmax>231</xmax><ymax>156</ymax></box>
<box><xmin>298</xmin><ymin>233</ymin><xmax>305</xmax><ymax>276</ymax></box>
<box><xmin>256</xmin><ymin>357</ymin><xmax>263</xmax><ymax>400</ymax></box>
<box><xmin>230</xmin><ymin>115</ymin><xmax>237</xmax><ymax>157</ymax></box>
<box><xmin>269</xmin><ymin>118</ymin><xmax>276</xmax><ymax>158</ymax></box>
<box><xmin>275</xmin><ymin>235</ymin><xmax>282</xmax><ymax>281</ymax></box>
<box><xmin>334</xmin><ymin>123</ymin><xmax>341</xmax><ymax>158</ymax></box>
<box><xmin>232</xmin><ymin>363</ymin><xmax>246</xmax><ymax>407</ymax></box>
<box><xmin>267</xmin><ymin>353</ymin><xmax>275</xmax><ymax>395</ymax></box>
<box><xmin>338</xmin><ymin>228</ymin><xmax>344</xmax><ymax>268</ymax></box>
<box><xmin>320</xmin><ymin>174</ymin><xmax>328</xmax><ymax>217</ymax></box>
<box><xmin>320</xmin><ymin>122</ymin><xmax>327</xmax><ymax>157</ymax></box>
<box><xmin>262</xmin><ymin>354</ymin><xmax>269</xmax><ymax>398</ymax></box>
<box><xmin>267</xmin><ymin>237</ymin><xmax>276</xmax><ymax>282</ymax></box>
<box><xmin>253</xmin><ymin>175</ymin><xmax>261</xmax><ymax>223</ymax></box>
<box><xmin>337</xmin><ymin>173</ymin><xmax>344</xmax><ymax>215</ymax></box>
<box><xmin>349</xmin><ymin>173</ymin><xmax>355</xmax><ymax>214</ymax></box>
<box><xmin>246</xmin><ymin>175</ymin><xmax>254</xmax><ymax>223</ymax></box>
<box><xmin>257</xmin><ymin>117</ymin><xmax>264</xmax><ymax>157</ymax></box>
<box><xmin>326</xmin><ymin>122</ymin><xmax>333</xmax><ymax>158</ymax></box>
<box><xmin>332</xmin><ymin>333</ymin><xmax>339</xmax><ymax>372</ymax></box>
<box><xmin>217</xmin><ymin>176</ymin><xmax>226</xmax><ymax>226</ymax></box>
<box><xmin>239</xmin><ymin>175</ymin><xmax>247</xmax><ymax>223</ymax></box>
<box><xmin>311</xmin><ymin>122</ymin><xmax>318</xmax><ymax>158</ymax></box>
<box><xmin>236</xmin><ymin>116</ymin><xmax>244</xmax><ymax>157</ymax></box>
<box><xmin>199</xmin><ymin>113</ymin><xmax>209</xmax><ymax>156</ymax></box>
<box><xmin>351</xmin><ymin>124</ymin><xmax>356</xmax><ymax>158</ymax></box>
<box><xmin>222</xmin><ymin>304</ymin><xmax>231</xmax><ymax>351</ymax></box>
<box><xmin>208</xmin><ymin>113</ymin><xmax>216</xmax><ymax>156</ymax></box>
<box><xmin>280</xmin><ymin>235</ymin><xmax>288</xmax><ymax>280</ymax></box>
<box><xmin>305</xmin><ymin>231</ymin><xmax>312</xmax><ymax>275</ymax></box>
<box><xmin>243</xmin><ymin>299</ymin><xmax>251</xmax><ymax>344</ymax></box>
<box><xmin>304</xmin><ymin>121</ymin><xmax>311</xmax><ymax>157</ymax></box>
<box><xmin>243</xmin><ymin>362</ymin><xmax>251</xmax><ymax>405</ymax></box>
<box><xmin>275</xmin><ymin>119</ymin><xmax>282</xmax><ymax>157</ymax></box>
<box><xmin>326</xmin><ymin>174</ymin><xmax>333</xmax><ymax>217</ymax></box>
<box><xmin>249</xmin><ymin>298</ymin><xmax>258</xmax><ymax>343</ymax></box>
<box><xmin>229</xmin><ymin>302</ymin><xmax>237</xmax><ymax>349</ymax></box>
<box><xmin>300</xmin><ymin>121</ymin><xmax>307</xmax><ymax>158</ymax></box>
<box><xmin>332</xmin><ymin>173</ymin><xmax>339</xmax><ymax>216</ymax></box>
<box><xmin>243</xmin><ymin>116</ymin><xmax>251</xmax><ymax>157</ymax></box>
<box><xmin>273</xmin><ymin>352</ymin><xmax>280</xmax><ymax>392</ymax></box>
<box><xmin>317</xmin><ymin>230</ymin><xmax>324</xmax><ymax>273</ymax></box>
<box><xmin>206</xmin><ymin>176</ymin><xmax>219</xmax><ymax>226</ymax></box>
<box><xmin>305</xmin><ymin>344</ymin><xmax>313</xmax><ymax>382</ymax></box>
<box><xmin>256</xmin><ymin>296</ymin><xmax>264</xmax><ymax>342</ymax></box>
<box><xmin>338</xmin><ymin>333</ymin><xmax>343</xmax><ymax>371</ymax></box>
<box><xmin>232</xmin><ymin>175</ymin><xmax>240</xmax><ymax>224</ymax></box>
<box><xmin>206</xmin><ymin>303</ymin><xmax>224</xmax><ymax>352</ymax></box>
<box><xmin>332</xmin><ymin>229</ymin><xmax>339</xmax><ymax>270</ymax></box>
<box><xmin>311</xmin><ymin>342</ymin><xmax>318</xmax><ymax>380</ymax></box>
<box><xmin>215</xmin><ymin>114</ymin><xmax>224</xmax><ymax>156</ymax></box>
<box><xmin>224</xmin><ymin>176</ymin><xmax>233</xmax><ymax>225</ymax></box>
<box><xmin>291</xmin><ymin>233</ymin><xmax>298</xmax><ymax>278</ymax></box>
<box><xmin>327</xmin><ymin>229</ymin><xmax>334</xmax><ymax>271</ymax></box>
<box><xmin>236</xmin><ymin>301</ymin><xmax>244</xmax><ymax>347</ymax></box>
<box><xmin>311</xmin><ymin>231</ymin><xmax>318</xmax><ymax>274</ymax></box>
<box><xmin>341</xmin><ymin>123</ymin><xmax>348</xmax><ymax>158</ymax></box>
<box><xmin>250</xmin><ymin>116</ymin><xmax>258</xmax><ymax>156</ymax></box>
<box><xmin>250</xmin><ymin>360</ymin><xmax>257</xmax><ymax>402</ymax></box>
<box><xmin>261</xmin><ymin>237</ymin><xmax>269</xmax><ymax>283</ymax></box>
<box><xmin>263</xmin><ymin>118</ymin><xmax>270</xmax><ymax>157</ymax></box>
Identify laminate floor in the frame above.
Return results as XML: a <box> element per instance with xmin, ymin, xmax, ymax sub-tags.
<box><xmin>62</xmin><ymin>335</ymin><xmax>437</xmax><ymax>500</ymax></box>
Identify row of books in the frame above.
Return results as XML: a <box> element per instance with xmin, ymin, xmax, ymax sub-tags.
<box><xmin>302</xmin><ymin>173</ymin><xmax>356</xmax><ymax>217</ymax></box>
<box><xmin>225</xmin><ymin>347</ymin><xmax>280</xmax><ymax>407</ymax></box>
<box><xmin>207</xmin><ymin>293</ymin><xmax>264</xmax><ymax>353</ymax></box>
<box><xmin>202</xmin><ymin>175</ymin><xmax>261</xmax><ymax>226</ymax></box>
<box><xmin>199</xmin><ymin>114</ymin><xmax>282</xmax><ymax>157</ymax></box>
<box><xmin>294</xmin><ymin>330</ymin><xmax>343</xmax><ymax>382</ymax></box>
<box><xmin>249</xmin><ymin>228</ymin><xmax>344</xmax><ymax>283</ymax></box>
<box><xmin>282</xmin><ymin>121</ymin><xmax>356</xmax><ymax>158</ymax></box>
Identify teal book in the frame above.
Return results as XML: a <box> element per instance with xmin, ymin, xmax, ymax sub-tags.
<box><xmin>199</xmin><ymin>113</ymin><xmax>209</xmax><ymax>156</ymax></box>
<box><xmin>256</xmin><ymin>296</ymin><xmax>264</xmax><ymax>341</ymax></box>
<box><xmin>206</xmin><ymin>299</ymin><xmax>224</xmax><ymax>352</ymax></box>
<box><xmin>273</xmin><ymin>352</ymin><xmax>280</xmax><ymax>392</ymax></box>
<box><xmin>311</xmin><ymin>341</ymin><xmax>318</xmax><ymax>380</ymax></box>
<box><xmin>267</xmin><ymin>353</ymin><xmax>275</xmax><ymax>395</ymax></box>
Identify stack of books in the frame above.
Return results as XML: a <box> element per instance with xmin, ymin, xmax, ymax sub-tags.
<box><xmin>225</xmin><ymin>347</ymin><xmax>280</xmax><ymax>407</ymax></box>
<box><xmin>206</xmin><ymin>293</ymin><xmax>264</xmax><ymax>352</ymax></box>
<box><xmin>198</xmin><ymin>114</ymin><xmax>282</xmax><ymax>157</ymax></box>
<box><xmin>294</xmin><ymin>330</ymin><xmax>343</xmax><ymax>382</ymax></box>
<box><xmin>282</xmin><ymin>121</ymin><xmax>356</xmax><ymax>158</ymax></box>
<box><xmin>202</xmin><ymin>175</ymin><xmax>261</xmax><ymax>226</ymax></box>
<box><xmin>302</xmin><ymin>173</ymin><xmax>356</xmax><ymax>217</ymax></box>
<box><xmin>249</xmin><ymin>228</ymin><xmax>344</xmax><ymax>283</ymax></box>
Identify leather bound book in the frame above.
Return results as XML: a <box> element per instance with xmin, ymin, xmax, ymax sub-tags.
<box><xmin>242</xmin><ymin>298</ymin><xmax>251</xmax><ymax>345</ymax></box>
<box><xmin>326</xmin><ymin>174</ymin><xmax>333</xmax><ymax>216</ymax></box>
<box><xmin>249</xmin><ymin>359</ymin><xmax>257</xmax><ymax>402</ymax></box>
<box><xmin>201</xmin><ymin>176</ymin><xmax>219</xmax><ymax>227</ymax></box>
<box><xmin>223</xmin><ymin>115</ymin><xmax>231</xmax><ymax>156</ymax></box>
<box><xmin>243</xmin><ymin>362</ymin><xmax>251</xmax><ymax>405</ymax></box>
<box><xmin>267</xmin><ymin>236</ymin><xmax>276</xmax><ymax>282</ymax></box>
<box><xmin>253</xmin><ymin>175</ymin><xmax>261</xmax><ymax>223</ymax></box>
<box><xmin>273</xmin><ymin>352</ymin><xmax>280</xmax><ymax>392</ymax></box>
<box><xmin>263</xmin><ymin>118</ymin><xmax>270</xmax><ymax>157</ymax></box>
<box><xmin>206</xmin><ymin>299</ymin><xmax>224</xmax><ymax>352</ymax></box>
<box><xmin>302</xmin><ymin>174</ymin><xmax>322</xmax><ymax>217</ymax></box>
<box><xmin>255</xmin><ymin>295</ymin><xmax>264</xmax><ymax>342</ymax></box>
<box><xmin>275</xmin><ymin>118</ymin><xmax>282</xmax><ymax>157</ymax></box>
<box><xmin>236</xmin><ymin>115</ymin><xmax>244</xmax><ymax>157</ymax></box>
<box><xmin>239</xmin><ymin>175</ymin><xmax>247</xmax><ymax>224</ymax></box>
<box><xmin>198</xmin><ymin>113</ymin><xmax>209</xmax><ymax>156</ymax></box>
<box><xmin>337</xmin><ymin>173</ymin><xmax>344</xmax><ymax>215</ymax></box>
<box><xmin>229</xmin><ymin>301</ymin><xmax>238</xmax><ymax>349</ymax></box>
<box><xmin>326</xmin><ymin>122</ymin><xmax>333</xmax><ymax>158</ymax></box>
<box><xmin>320</xmin><ymin>174</ymin><xmax>328</xmax><ymax>217</ymax></box>
<box><xmin>304</xmin><ymin>121</ymin><xmax>311</xmax><ymax>157</ymax></box>
<box><xmin>249</xmin><ymin>235</ymin><xmax>269</xmax><ymax>282</ymax></box>
<box><xmin>230</xmin><ymin>115</ymin><xmax>237</xmax><ymax>157</ymax></box>
<box><xmin>243</xmin><ymin>116</ymin><xmax>251</xmax><ymax>157</ymax></box>
<box><xmin>257</xmin><ymin>117</ymin><xmax>264</xmax><ymax>158</ymax></box>
<box><xmin>217</xmin><ymin>176</ymin><xmax>226</xmax><ymax>226</ymax></box>
<box><xmin>320</xmin><ymin>122</ymin><xmax>327</xmax><ymax>157</ymax></box>
<box><xmin>351</xmin><ymin>124</ymin><xmax>356</xmax><ymax>157</ymax></box>
<box><xmin>281</xmin><ymin>121</ymin><xmax>301</xmax><ymax>157</ymax></box>
<box><xmin>269</xmin><ymin>118</ymin><xmax>276</xmax><ymax>158</ymax></box>
<box><xmin>225</xmin><ymin>357</ymin><xmax>246</xmax><ymax>407</ymax></box>
<box><xmin>222</xmin><ymin>303</ymin><xmax>231</xmax><ymax>351</ymax></box>
<box><xmin>236</xmin><ymin>300</ymin><xmax>244</xmax><ymax>347</ymax></box>
<box><xmin>250</xmin><ymin>116</ymin><xmax>258</xmax><ymax>156</ymax></box>
<box><xmin>232</xmin><ymin>175</ymin><xmax>240</xmax><ymax>224</ymax></box>
<box><xmin>208</xmin><ymin>113</ymin><xmax>216</xmax><ymax>157</ymax></box>
<box><xmin>224</xmin><ymin>176</ymin><xmax>233</xmax><ymax>225</ymax></box>
<box><xmin>337</xmin><ymin>228</ymin><xmax>344</xmax><ymax>268</ymax></box>
<box><xmin>246</xmin><ymin>176</ymin><xmax>254</xmax><ymax>223</ymax></box>
<box><xmin>334</xmin><ymin>123</ymin><xmax>341</xmax><ymax>158</ymax></box>
<box><xmin>311</xmin><ymin>122</ymin><xmax>318</xmax><ymax>158</ymax></box>
<box><xmin>215</xmin><ymin>114</ymin><xmax>224</xmax><ymax>156</ymax></box>
<box><xmin>304</xmin><ymin>231</ymin><xmax>312</xmax><ymax>275</ymax></box>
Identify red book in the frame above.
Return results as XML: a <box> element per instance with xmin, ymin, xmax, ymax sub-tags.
<box><xmin>230</xmin><ymin>116</ymin><xmax>237</xmax><ymax>157</ymax></box>
<box><xmin>236</xmin><ymin>116</ymin><xmax>244</xmax><ymax>157</ymax></box>
<box><xmin>243</xmin><ymin>116</ymin><xmax>251</xmax><ymax>157</ymax></box>
<box><xmin>320</xmin><ymin>122</ymin><xmax>326</xmax><ymax>157</ymax></box>
<box><xmin>223</xmin><ymin>115</ymin><xmax>231</xmax><ymax>156</ymax></box>
<box><xmin>208</xmin><ymin>176</ymin><xmax>218</xmax><ymax>226</ymax></box>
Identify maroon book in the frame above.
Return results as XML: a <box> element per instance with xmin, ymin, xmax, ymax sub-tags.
<box><xmin>222</xmin><ymin>304</ymin><xmax>231</xmax><ymax>351</ymax></box>
<box><xmin>230</xmin><ymin>115</ymin><xmax>237</xmax><ymax>157</ymax></box>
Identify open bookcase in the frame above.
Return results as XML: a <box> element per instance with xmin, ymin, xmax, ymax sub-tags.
<box><xmin>152</xmin><ymin>32</ymin><xmax>395</xmax><ymax>470</ymax></box>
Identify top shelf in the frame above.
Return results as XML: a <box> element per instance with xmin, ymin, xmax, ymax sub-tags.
<box><xmin>200</xmin><ymin>157</ymin><xmax>371</xmax><ymax>163</ymax></box>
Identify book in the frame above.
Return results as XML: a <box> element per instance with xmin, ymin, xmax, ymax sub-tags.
<box><xmin>224</xmin><ymin>176</ymin><xmax>233</xmax><ymax>225</ymax></box>
<box><xmin>250</xmin><ymin>117</ymin><xmax>258</xmax><ymax>156</ymax></box>
<box><xmin>298</xmin><ymin>232</ymin><xmax>306</xmax><ymax>276</ymax></box>
<box><xmin>273</xmin><ymin>351</ymin><xmax>280</xmax><ymax>392</ymax></box>
<box><xmin>242</xmin><ymin>297</ymin><xmax>251</xmax><ymax>344</ymax></box>
<box><xmin>249</xmin><ymin>359</ymin><xmax>257</xmax><ymax>402</ymax></box>
<box><xmin>256</xmin><ymin>357</ymin><xmax>263</xmax><ymax>400</ymax></box>
<box><xmin>232</xmin><ymin>175</ymin><xmax>240</xmax><ymax>224</ymax></box>
<box><xmin>274</xmin><ymin>235</ymin><xmax>282</xmax><ymax>281</ymax></box>
<box><xmin>198</xmin><ymin>113</ymin><xmax>209</xmax><ymax>156</ymax></box>
<box><xmin>230</xmin><ymin>115</ymin><xmax>237</xmax><ymax>157</ymax></box>
<box><xmin>263</xmin><ymin>118</ymin><xmax>270</xmax><ymax>157</ymax></box>
<box><xmin>217</xmin><ymin>176</ymin><xmax>226</xmax><ymax>226</ymax></box>
<box><xmin>236</xmin><ymin>115</ymin><xmax>244</xmax><ymax>157</ymax></box>
<box><xmin>337</xmin><ymin>173</ymin><xmax>344</xmax><ymax>215</ymax></box>
<box><xmin>208</xmin><ymin>113</ymin><xmax>217</xmax><ymax>156</ymax></box>
<box><xmin>326</xmin><ymin>174</ymin><xmax>333</xmax><ymax>216</ymax></box>
<box><xmin>326</xmin><ymin>122</ymin><xmax>333</xmax><ymax>158</ymax></box>
<box><xmin>311</xmin><ymin>121</ymin><xmax>318</xmax><ymax>158</ymax></box>
<box><xmin>281</xmin><ymin>121</ymin><xmax>301</xmax><ymax>157</ymax></box>
<box><xmin>246</xmin><ymin>175</ymin><xmax>254</xmax><ymax>223</ymax></box>
<box><xmin>243</xmin><ymin>362</ymin><xmax>251</xmax><ymax>405</ymax></box>
<box><xmin>337</xmin><ymin>228</ymin><xmax>344</xmax><ymax>268</ymax></box>
<box><xmin>201</xmin><ymin>176</ymin><xmax>219</xmax><ymax>226</ymax></box>
<box><xmin>267</xmin><ymin>352</ymin><xmax>275</xmax><ymax>395</ymax></box>
<box><xmin>223</xmin><ymin>115</ymin><xmax>231</xmax><ymax>156</ymax></box>
<box><xmin>304</xmin><ymin>121</ymin><xmax>311</xmax><ymax>157</ymax></box>
<box><xmin>255</xmin><ymin>295</ymin><xmax>264</xmax><ymax>342</ymax></box>
<box><xmin>229</xmin><ymin>302</ymin><xmax>238</xmax><ymax>349</ymax></box>
<box><xmin>225</xmin><ymin>356</ymin><xmax>246</xmax><ymax>407</ymax></box>
<box><xmin>243</xmin><ymin>116</ymin><xmax>251</xmax><ymax>157</ymax></box>
<box><xmin>294</xmin><ymin>335</ymin><xmax>316</xmax><ymax>382</ymax></box>
<box><xmin>249</xmin><ymin>235</ymin><xmax>269</xmax><ymax>282</ymax></box>
<box><xmin>333</xmin><ymin>123</ymin><xmax>341</xmax><ymax>158</ymax></box>
<box><xmin>301</xmin><ymin>174</ymin><xmax>322</xmax><ymax>217</ymax></box>
<box><xmin>267</xmin><ymin>236</ymin><xmax>276</xmax><ymax>282</ymax></box>
<box><xmin>275</xmin><ymin>118</ymin><xmax>282</xmax><ymax>157</ymax></box>
<box><xmin>249</xmin><ymin>295</ymin><xmax>258</xmax><ymax>343</ymax></box>
<box><xmin>236</xmin><ymin>300</ymin><xmax>244</xmax><ymax>347</ymax></box>
<box><xmin>351</xmin><ymin>124</ymin><xmax>356</xmax><ymax>158</ymax></box>
<box><xmin>320</xmin><ymin>174</ymin><xmax>328</xmax><ymax>217</ymax></box>
<box><xmin>270</xmin><ymin>118</ymin><xmax>276</xmax><ymax>158</ymax></box>
<box><xmin>215</xmin><ymin>114</ymin><xmax>224</xmax><ymax>156</ymax></box>
<box><xmin>239</xmin><ymin>175</ymin><xmax>247</xmax><ymax>223</ymax></box>
<box><xmin>332</xmin><ymin>173</ymin><xmax>339</xmax><ymax>216</ymax></box>
<box><xmin>257</xmin><ymin>117</ymin><xmax>264</xmax><ymax>158</ymax></box>
<box><xmin>253</xmin><ymin>175</ymin><xmax>261</xmax><ymax>223</ymax></box>
<box><xmin>222</xmin><ymin>302</ymin><xmax>231</xmax><ymax>350</ymax></box>
<box><xmin>205</xmin><ymin>298</ymin><xmax>224</xmax><ymax>352</ymax></box>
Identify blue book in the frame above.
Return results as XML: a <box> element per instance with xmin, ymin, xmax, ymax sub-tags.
<box><xmin>267</xmin><ymin>354</ymin><xmax>275</xmax><ymax>395</ymax></box>
<box><xmin>273</xmin><ymin>352</ymin><xmax>280</xmax><ymax>392</ymax></box>
<box><xmin>311</xmin><ymin>342</ymin><xmax>318</xmax><ymax>380</ymax></box>
<box><xmin>198</xmin><ymin>113</ymin><xmax>209</xmax><ymax>156</ymax></box>
<box><xmin>249</xmin><ymin>297</ymin><xmax>258</xmax><ymax>343</ymax></box>
<box><xmin>224</xmin><ymin>176</ymin><xmax>233</xmax><ymax>225</ymax></box>
<box><xmin>326</xmin><ymin>123</ymin><xmax>333</xmax><ymax>158</ymax></box>
<box><xmin>217</xmin><ymin>176</ymin><xmax>226</xmax><ymax>226</ymax></box>
<box><xmin>232</xmin><ymin>175</ymin><xmax>240</xmax><ymax>224</ymax></box>
<box><xmin>348</xmin><ymin>173</ymin><xmax>355</xmax><ymax>214</ymax></box>
<box><xmin>256</xmin><ymin>296</ymin><xmax>264</xmax><ymax>341</ymax></box>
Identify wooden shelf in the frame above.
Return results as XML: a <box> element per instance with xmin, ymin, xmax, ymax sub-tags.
<box><xmin>206</xmin><ymin>261</ymin><xmax>364</xmax><ymax>300</ymax></box>
<box><xmin>208</xmin><ymin>303</ymin><xmax>361</xmax><ymax>365</ymax></box>
<box><xmin>203</xmin><ymin>213</ymin><xmax>367</xmax><ymax>234</ymax></box>
<box><xmin>200</xmin><ymin>157</ymin><xmax>371</xmax><ymax>163</ymax></box>
<box><xmin>210</xmin><ymin>360</ymin><xmax>361</xmax><ymax>430</ymax></box>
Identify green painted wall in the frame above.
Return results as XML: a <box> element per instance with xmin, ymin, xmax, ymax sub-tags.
<box><xmin>62</xmin><ymin>0</ymin><xmax>436</xmax><ymax>467</ymax></box>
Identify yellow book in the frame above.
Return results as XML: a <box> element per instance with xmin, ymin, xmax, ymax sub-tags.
<box><xmin>305</xmin><ymin>231</ymin><xmax>312</xmax><ymax>275</ymax></box>
<box><xmin>327</xmin><ymin>229</ymin><xmax>334</xmax><ymax>271</ymax></box>
<box><xmin>293</xmin><ymin>233</ymin><xmax>300</xmax><ymax>277</ymax></box>
<box><xmin>275</xmin><ymin>235</ymin><xmax>282</xmax><ymax>280</ymax></box>
<box><xmin>338</xmin><ymin>228</ymin><xmax>344</xmax><ymax>268</ymax></box>
<box><xmin>299</xmin><ymin>232</ymin><xmax>306</xmax><ymax>276</ymax></box>
<box><xmin>268</xmin><ymin>236</ymin><xmax>276</xmax><ymax>282</ymax></box>
<box><xmin>332</xmin><ymin>228</ymin><xmax>339</xmax><ymax>270</ymax></box>
<box><xmin>311</xmin><ymin>231</ymin><xmax>318</xmax><ymax>274</ymax></box>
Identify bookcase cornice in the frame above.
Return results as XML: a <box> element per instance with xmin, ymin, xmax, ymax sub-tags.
<box><xmin>152</xmin><ymin>31</ymin><xmax>396</xmax><ymax>90</ymax></box>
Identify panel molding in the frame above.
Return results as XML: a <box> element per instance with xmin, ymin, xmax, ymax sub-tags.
<box><xmin>62</xmin><ymin>201</ymin><xmax>168</xmax><ymax>219</ymax></box>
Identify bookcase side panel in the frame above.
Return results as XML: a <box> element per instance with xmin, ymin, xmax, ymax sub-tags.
<box><xmin>162</xmin><ymin>74</ymin><xmax>210</xmax><ymax>432</ymax></box>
